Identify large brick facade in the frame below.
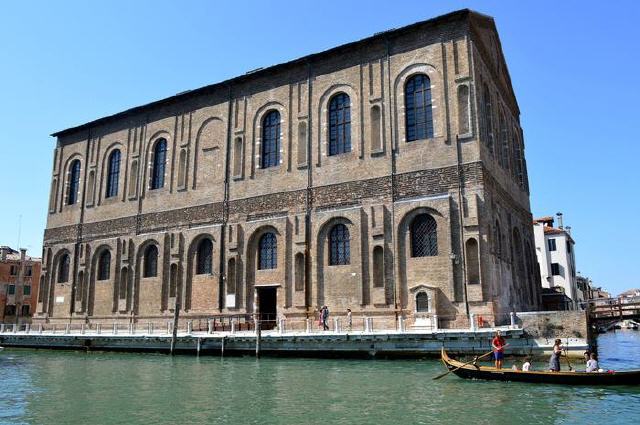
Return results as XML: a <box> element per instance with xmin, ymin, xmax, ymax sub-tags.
<box><xmin>36</xmin><ymin>10</ymin><xmax>541</xmax><ymax>329</ymax></box>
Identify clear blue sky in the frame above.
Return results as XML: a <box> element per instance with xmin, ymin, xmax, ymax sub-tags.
<box><xmin>1</xmin><ymin>1</ymin><xmax>638</xmax><ymax>295</ymax></box>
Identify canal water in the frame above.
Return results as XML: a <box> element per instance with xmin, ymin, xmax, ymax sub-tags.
<box><xmin>1</xmin><ymin>331</ymin><xmax>639</xmax><ymax>425</ymax></box>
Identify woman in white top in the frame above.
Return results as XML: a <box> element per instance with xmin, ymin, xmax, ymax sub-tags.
<box><xmin>522</xmin><ymin>357</ymin><xmax>532</xmax><ymax>372</ymax></box>
<box><xmin>586</xmin><ymin>353</ymin><xmax>599</xmax><ymax>372</ymax></box>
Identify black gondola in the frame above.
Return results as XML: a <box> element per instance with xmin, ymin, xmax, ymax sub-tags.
<box><xmin>441</xmin><ymin>348</ymin><xmax>640</xmax><ymax>386</ymax></box>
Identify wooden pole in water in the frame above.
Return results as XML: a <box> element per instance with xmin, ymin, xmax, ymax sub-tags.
<box><xmin>221</xmin><ymin>336</ymin><xmax>225</xmax><ymax>357</ymax></box>
<box><xmin>255</xmin><ymin>322</ymin><xmax>261</xmax><ymax>358</ymax></box>
<box><xmin>170</xmin><ymin>300</ymin><xmax>181</xmax><ymax>355</ymax></box>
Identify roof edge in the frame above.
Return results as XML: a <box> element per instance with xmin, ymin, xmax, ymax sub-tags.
<box><xmin>52</xmin><ymin>8</ymin><xmax>475</xmax><ymax>138</ymax></box>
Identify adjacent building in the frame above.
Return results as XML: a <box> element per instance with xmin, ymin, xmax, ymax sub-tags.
<box><xmin>0</xmin><ymin>246</ymin><xmax>42</xmax><ymax>323</ymax></box>
<box><xmin>36</xmin><ymin>9</ymin><xmax>540</xmax><ymax>330</ymax></box>
<box><xmin>533</xmin><ymin>214</ymin><xmax>580</xmax><ymax>309</ymax></box>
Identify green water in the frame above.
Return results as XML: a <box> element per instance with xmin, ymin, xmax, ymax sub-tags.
<box><xmin>1</xmin><ymin>332</ymin><xmax>640</xmax><ymax>425</ymax></box>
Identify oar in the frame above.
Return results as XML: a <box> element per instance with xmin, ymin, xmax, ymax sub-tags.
<box><xmin>563</xmin><ymin>349</ymin><xmax>573</xmax><ymax>371</ymax></box>
<box><xmin>433</xmin><ymin>350</ymin><xmax>494</xmax><ymax>380</ymax></box>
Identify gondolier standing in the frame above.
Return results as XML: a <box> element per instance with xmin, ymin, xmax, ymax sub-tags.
<box><xmin>492</xmin><ymin>330</ymin><xmax>508</xmax><ymax>369</ymax></box>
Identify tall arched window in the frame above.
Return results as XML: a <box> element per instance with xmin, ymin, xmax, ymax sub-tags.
<box><xmin>416</xmin><ymin>292</ymin><xmax>429</xmax><ymax>313</ymax></box>
<box><xmin>466</xmin><ymin>238</ymin><xmax>480</xmax><ymax>285</ymax></box>
<box><xmin>329</xmin><ymin>224</ymin><xmax>350</xmax><ymax>265</ymax></box>
<box><xmin>405</xmin><ymin>74</ymin><xmax>434</xmax><ymax>142</ymax></box>
<box><xmin>97</xmin><ymin>250</ymin><xmax>111</xmax><ymax>280</ymax></box>
<box><xmin>328</xmin><ymin>93</ymin><xmax>351</xmax><ymax>155</ymax></box>
<box><xmin>67</xmin><ymin>159</ymin><xmax>81</xmax><ymax>205</ymax></box>
<box><xmin>106</xmin><ymin>150</ymin><xmax>121</xmax><ymax>198</ymax></box>
<box><xmin>410</xmin><ymin>214</ymin><xmax>438</xmax><ymax>257</ymax></box>
<box><xmin>457</xmin><ymin>85</ymin><xmax>470</xmax><ymax>134</ymax></box>
<box><xmin>150</xmin><ymin>139</ymin><xmax>167</xmax><ymax>189</ymax></box>
<box><xmin>196</xmin><ymin>239</ymin><xmax>213</xmax><ymax>275</ymax></box>
<box><xmin>143</xmin><ymin>245</ymin><xmax>158</xmax><ymax>278</ymax></box>
<box><xmin>58</xmin><ymin>254</ymin><xmax>70</xmax><ymax>283</ymax></box>
<box><xmin>482</xmin><ymin>84</ymin><xmax>494</xmax><ymax>154</ymax></box>
<box><xmin>258</xmin><ymin>232</ymin><xmax>277</xmax><ymax>270</ymax></box>
<box><xmin>261</xmin><ymin>111</ymin><xmax>280</xmax><ymax>169</ymax></box>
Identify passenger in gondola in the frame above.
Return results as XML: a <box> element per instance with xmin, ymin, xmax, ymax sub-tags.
<box><xmin>586</xmin><ymin>353</ymin><xmax>599</xmax><ymax>372</ymax></box>
<box><xmin>491</xmin><ymin>330</ymin><xmax>508</xmax><ymax>369</ymax></box>
<box><xmin>548</xmin><ymin>339</ymin><xmax>563</xmax><ymax>372</ymax></box>
<box><xmin>522</xmin><ymin>356</ymin><xmax>532</xmax><ymax>371</ymax></box>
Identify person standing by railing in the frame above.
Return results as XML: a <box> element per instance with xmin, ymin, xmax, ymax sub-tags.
<box><xmin>346</xmin><ymin>308</ymin><xmax>352</xmax><ymax>332</ymax></box>
<box><xmin>321</xmin><ymin>306</ymin><xmax>330</xmax><ymax>331</ymax></box>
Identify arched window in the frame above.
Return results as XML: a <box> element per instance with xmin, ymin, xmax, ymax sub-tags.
<box><xmin>370</xmin><ymin>105</ymin><xmax>382</xmax><ymax>152</ymax></box>
<box><xmin>258</xmin><ymin>232</ymin><xmax>277</xmax><ymax>270</ymax></box>
<box><xmin>410</xmin><ymin>214</ymin><xmax>438</xmax><ymax>257</ymax></box>
<box><xmin>405</xmin><ymin>74</ymin><xmax>434</xmax><ymax>142</ymax></box>
<box><xmin>150</xmin><ymin>139</ymin><xmax>167</xmax><ymax>189</ymax></box>
<box><xmin>128</xmin><ymin>160</ymin><xmax>138</xmax><ymax>197</ymax></box>
<box><xmin>328</xmin><ymin>93</ymin><xmax>351</xmax><ymax>155</ymax></box>
<box><xmin>58</xmin><ymin>254</ymin><xmax>70</xmax><ymax>283</ymax></box>
<box><xmin>466</xmin><ymin>238</ymin><xmax>480</xmax><ymax>285</ymax></box>
<box><xmin>457</xmin><ymin>85</ymin><xmax>470</xmax><ymax>134</ymax></box>
<box><xmin>106</xmin><ymin>149</ymin><xmax>121</xmax><ymax>198</ymax></box>
<box><xmin>143</xmin><ymin>245</ymin><xmax>158</xmax><ymax>278</ymax></box>
<box><xmin>67</xmin><ymin>159</ymin><xmax>81</xmax><ymax>205</ymax></box>
<box><xmin>97</xmin><ymin>250</ymin><xmax>111</xmax><ymax>280</ymax></box>
<box><xmin>373</xmin><ymin>246</ymin><xmax>384</xmax><ymax>287</ymax></box>
<box><xmin>196</xmin><ymin>239</ymin><xmax>213</xmax><ymax>275</ymax></box>
<box><xmin>416</xmin><ymin>292</ymin><xmax>429</xmax><ymax>313</ymax></box>
<box><xmin>482</xmin><ymin>84</ymin><xmax>494</xmax><ymax>154</ymax></box>
<box><xmin>261</xmin><ymin>111</ymin><xmax>280</xmax><ymax>169</ymax></box>
<box><xmin>329</xmin><ymin>224</ymin><xmax>350</xmax><ymax>265</ymax></box>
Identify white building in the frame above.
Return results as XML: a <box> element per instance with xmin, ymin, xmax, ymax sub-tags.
<box><xmin>533</xmin><ymin>214</ymin><xmax>580</xmax><ymax>309</ymax></box>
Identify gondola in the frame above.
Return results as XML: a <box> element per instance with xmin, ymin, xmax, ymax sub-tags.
<box><xmin>440</xmin><ymin>348</ymin><xmax>640</xmax><ymax>385</ymax></box>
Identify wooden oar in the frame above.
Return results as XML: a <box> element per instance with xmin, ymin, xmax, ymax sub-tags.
<box><xmin>563</xmin><ymin>349</ymin><xmax>573</xmax><ymax>371</ymax></box>
<box><xmin>433</xmin><ymin>350</ymin><xmax>494</xmax><ymax>380</ymax></box>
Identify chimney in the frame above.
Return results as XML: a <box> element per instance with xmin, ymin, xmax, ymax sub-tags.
<box><xmin>556</xmin><ymin>212</ymin><xmax>564</xmax><ymax>229</ymax></box>
<box><xmin>0</xmin><ymin>247</ymin><xmax>7</xmax><ymax>262</ymax></box>
<box><xmin>20</xmin><ymin>248</ymin><xmax>26</xmax><ymax>261</ymax></box>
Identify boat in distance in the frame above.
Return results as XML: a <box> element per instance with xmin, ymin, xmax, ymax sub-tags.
<box><xmin>440</xmin><ymin>348</ymin><xmax>640</xmax><ymax>386</ymax></box>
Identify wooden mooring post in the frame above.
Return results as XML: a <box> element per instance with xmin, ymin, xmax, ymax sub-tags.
<box><xmin>255</xmin><ymin>322</ymin><xmax>261</xmax><ymax>358</ymax></box>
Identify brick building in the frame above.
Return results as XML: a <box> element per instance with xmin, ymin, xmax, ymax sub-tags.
<box><xmin>36</xmin><ymin>9</ymin><xmax>540</xmax><ymax>329</ymax></box>
<box><xmin>1</xmin><ymin>246</ymin><xmax>41</xmax><ymax>323</ymax></box>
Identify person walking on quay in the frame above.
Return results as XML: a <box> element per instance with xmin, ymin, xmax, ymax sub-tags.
<box><xmin>548</xmin><ymin>339</ymin><xmax>563</xmax><ymax>372</ymax></box>
<box><xmin>492</xmin><ymin>330</ymin><xmax>508</xmax><ymax>369</ymax></box>
<box><xmin>321</xmin><ymin>305</ymin><xmax>330</xmax><ymax>331</ymax></box>
<box><xmin>346</xmin><ymin>308</ymin><xmax>352</xmax><ymax>332</ymax></box>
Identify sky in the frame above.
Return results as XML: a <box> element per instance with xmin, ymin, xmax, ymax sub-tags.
<box><xmin>0</xmin><ymin>1</ymin><xmax>638</xmax><ymax>295</ymax></box>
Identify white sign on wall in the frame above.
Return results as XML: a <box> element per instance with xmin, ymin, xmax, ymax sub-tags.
<box><xmin>55</xmin><ymin>296</ymin><xmax>64</xmax><ymax>304</ymax></box>
<box><xmin>225</xmin><ymin>294</ymin><xmax>236</xmax><ymax>308</ymax></box>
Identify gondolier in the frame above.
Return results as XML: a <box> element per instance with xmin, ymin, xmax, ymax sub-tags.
<box><xmin>491</xmin><ymin>330</ymin><xmax>508</xmax><ymax>370</ymax></box>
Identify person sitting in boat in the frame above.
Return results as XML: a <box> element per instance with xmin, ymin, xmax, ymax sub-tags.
<box><xmin>586</xmin><ymin>353</ymin><xmax>599</xmax><ymax>372</ymax></box>
<box><xmin>511</xmin><ymin>363</ymin><xmax>519</xmax><ymax>371</ymax></box>
<box><xmin>522</xmin><ymin>356</ymin><xmax>532</xmax><ymax>371</ymax></box>
<box><xmin>548</xmin><ymin>339</ymin><xmax>563</xmax><ymax>372</ymax></box>
<box><xmin>491</xmin><ymin>330</ymin><xmax>508</xmax><ymax>369</ymax></box>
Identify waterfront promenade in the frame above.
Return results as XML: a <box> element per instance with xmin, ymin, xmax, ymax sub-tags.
<box><xmin>0</xmin><ymin>316</ymin><xmax>588</xmax><ymax>358</ymax></box>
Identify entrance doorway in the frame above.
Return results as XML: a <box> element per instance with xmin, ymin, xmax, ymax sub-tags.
<box><xmin>257</xmin><ymin>287</ymin><xmax>277</xmax><ymax>330</ymax></box>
